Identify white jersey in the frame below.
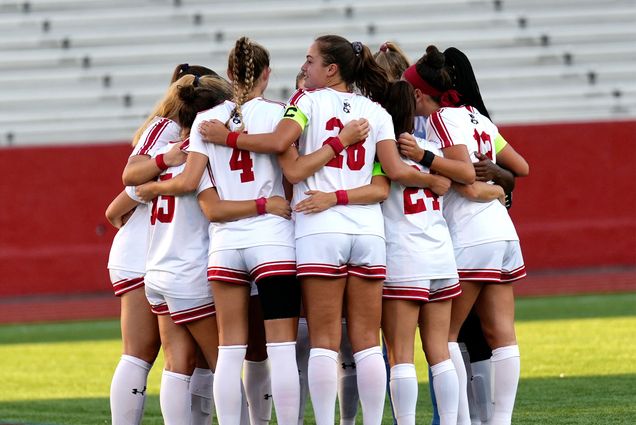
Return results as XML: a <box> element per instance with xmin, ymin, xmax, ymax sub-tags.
<box><xmin>382</xmin><ymin>138</ymin><xmax>457</xmax><ymax>281</ymax></box>
<box><xmin>189</xmin><ymin>98</ymin><xmax>295</xmax><ymax>251</ymax></box>
<box><xmin>427</xmin><ymin>106</ymin><xmax>518</xmax><ymax>248</ymax></box>
<box><xmin>287</xmin><ymin>88</ymin><xmax>395</xmax><ymax>239</ymax></box>
<box><xmin>144</xmin><ymin>141</ymin><xmax>214</xmax><ymax>299</ymax></box>
<box><xmin>107</xmin><ymin>118</ymin><xmax>181</xmax><ymax>274</ymax></box>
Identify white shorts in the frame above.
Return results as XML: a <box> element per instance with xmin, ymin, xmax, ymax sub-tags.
<box><xmin>145</xmin><ymin>286</ymin><xmax>215</xmax><ymax>325</ymax></box>
<box><xmin>383</xmin><ymin>278</ymin><xmax>461</xmax><ymax>302</ymax></box>
<box><xmin>296</xmin><ymin>233</ymin><xmax>386</xmax><ymax>280</ymax></box>
<box><xmin>207</xmin><ymin>245</ymin><xmax>296</xmax><ymax>285</ymax></box>
<box><xmin>109</xmin><ymin>269</ymin><xmax>144</xmax><ymax>297</ymax></box>
<box><xmin>455</xmin><ymin>240</ymin><xmax>526</xmax><ymax>283</ymax></box>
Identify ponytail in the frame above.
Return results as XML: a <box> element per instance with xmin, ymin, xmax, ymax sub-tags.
<box><xmin>443</xmin><ymin>47</ymin><xmax>490</xmax><ymax>118</ymax></box>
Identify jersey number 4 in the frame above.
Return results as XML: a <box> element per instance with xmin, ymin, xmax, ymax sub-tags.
<box><xmin>150</xmin><ymin>173</ymin><xmax>175</xmax><ymax>224</ymax></box>
<box><xmin>321</xmin><ymin>117</ymin><xmax>366</xmax><ymax>170</ymax></box>
<box><xmin>229</xmin><ymin>148</ymin><xmax>255</xmax><ymax>182</ymax></box>
<box><xmin>403</xmin><ymin>187</ymin><xmax>440</xmax><ymax>214</ymax></box>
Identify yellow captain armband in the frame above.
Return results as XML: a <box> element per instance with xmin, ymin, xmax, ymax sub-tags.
<box><xmin>494</xmin><ymin>133</ymin><xmax>508</xmax><ymax>154</ymax></box>
<box><xmin>372</xmin><ymin>162</ymin><xmax>387</xmax><ymax>177</ymax></box>
<box><xmin>282</xmin><ymin>106</ymin><xmax>308</xmax><ymax>131</ymax></box>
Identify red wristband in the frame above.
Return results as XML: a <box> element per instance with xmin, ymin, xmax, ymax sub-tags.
<box><xmin>335</xmin><ymin>190</ymin><xmax>349</xmax><ymax>205</ymax></box>
<box><xmin>226</xmin><ymin>131</ymin><xmax>240</xmax><ymax>148</ymax></box>
<box><xmin>324</xmin><ymin>136</ymin><xmax>345</xmax><ymax>155</ymax></box>
<box><xmin>155</xmin><ymin>153</ymin><xmax>168</xmax><ymax>171</ymax></box>
<box><xmin>255</xmin><ymin>197</ymin><xmax>267</xmax><ymax>215</ymax></box>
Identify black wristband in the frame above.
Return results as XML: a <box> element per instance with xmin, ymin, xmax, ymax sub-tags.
<box><xmin>419</xmin><ymin>150</ymin><xmax>436</xmax><ymax>168</ymax></box>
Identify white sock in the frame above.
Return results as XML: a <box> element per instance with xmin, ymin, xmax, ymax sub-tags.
<box><xmin>110</xmin><ymin>354</ymin><xmax>152</xmax><ymax>425</ymax></box>
<box><xmin>243</xmin><ymin>359</ymin><xmax>272</xmax><ymax>425</ymax></box>
<box><xmin>240</xmin><ymin>382</ymin><xmax>250</xmax><ymax>425</ymax></box>
<box><xmin>214</xmin><ymin>345</ymin><xmax>247</xmax><ymax>425</ymax></box>
<box><xmin>160</xmin><ymin>370</ymin><xmax>192</xmax><ymax>425</ymax></box>
<box><xmin>449</xmin><ymin>342</ymin><xmax>471</xmax><ymax>425</ymax></box>
<box><xmin>308</xmin><ymin>348</ymin><xmax>339</xmax><ymax>425</ymax></box>
<box><xmin>389</xmin><ymin>363</ymin><xmax>418</xmax><ymax>425</ymax></box>
<box><xmin>296</xmin><ymin>318</ymin><xmax>310</xmax><ymax>425</ymax></box>
<box><xmin>338</xmin><ymin>324</ymin><xmax>359</xmax><ymax>425</ymax></box>
<box><xmin>470</xmin><ymin>360</ymin><xmax>493</xmax><ymax>423</ymax></box>
<box><xmin>267</xmin><ymin>341</ymin><xmax>301</xmax><ymax>425</ymax></box>
<box><xmin>489</xmin><ymin>345</ymin><xmax>520</xmax><ymax>425</ymax></box>
<box><xmin>190</xmin><ymin>367</ymin><xmax>214</xmax><ymax>425</ymax></box>
<box><xmin>354</xmin><ymin>346</ymin><xmax>387</xmax><ymax>425</ymax></box>
<box><xmin>431</xmin><ymin>359</ymin><xmax>460</xmax><ymax>425</ymax></box>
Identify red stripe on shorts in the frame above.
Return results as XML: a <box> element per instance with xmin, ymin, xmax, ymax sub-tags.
<box><xmin>207</xmin><ymin>267</ymin><xmax>251</xmax><ymax>284</ymax></box>
<box><xmin>348</xmin><ymin>265</ymin><xmax>386</xmax><ymax>280</ymax></box>
<box><xmin>172</xmin><ymin>303</ymin><xmax>216</xmax><ymax>324</ymax></box>
<box><xmin>252</xmin><ymin>261</ymin><xmax>297</xmax><ymax>282</ymax></box>
<box><xmin>297</xmin><ymin>263</ymin><xmax>347</xmax><ymax>278</ymax></box>
<box><xmin>112</xmin><ymin>277</ymin><xmax>144</xmax><ymax>297</ymax></box>
<box><xmin>151</xmin><ymin>303</ymin><xmax>170</xmax><ymax>315</ymax></box>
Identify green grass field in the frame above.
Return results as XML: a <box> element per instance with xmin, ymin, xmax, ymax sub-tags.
<box><xmin>1</xmin><ymin>292</ymin><xmax>635</xmax><ymax>424</ymax></box>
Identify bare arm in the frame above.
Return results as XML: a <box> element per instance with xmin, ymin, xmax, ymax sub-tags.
<box><xmin>197</xmin><ymin>188</ymin><xmax>291</xmax><ymax>222</ymax></box>
<box><xmin>199</xmin><ymin>117</ymin><xmax>370</xmax><ymax>156</ymax></box>
<box><xmin>376</xmin><ymin>139</ymin><xmax>451</xmax><ymax>196</ymax></box>
<box><xmin>277</xmin><ymin>119</ymin><xmax>370</xmax><ymax>184</ymax></box>
<box><xmin>105</xmin><ymin>190</ymin><xmax>139</xmax><ymax>229</ymax></box>
<box><xmin>496</xmin><ymin>143</ymin><xmax>529</xmax><ymax>177</ymax></box>
<box><xmin>199</xmin><ymin>118</ymin><xmax>302</xmax><ymax>154</ymax></box>
<box><xmin>397</xmin><ymin>133</ymin><xmax>475</xmax><ymax>184</ymax></box>
<box><xmin>294</xmin><ymin>175</ymin><xmax>390</xmax><ymax>214</ymax></box>
<box><xmin>122</xmin><ymin>142</ymin><xmax>187</xmax><ymax>186</ymax></box>
<box><xmin>474</xmin><ymin>152</ymin><xmax>516</xmax><ymax>193</ymax></box>
<box><xmin>454</xmin><ymin>181</ymin><xmax>505</xmax><ymax>203</ymax></box>
<box><xmin>135</xmin><ymin>152</ymin><xmax>208</xmax><ymax>202</ymax></box>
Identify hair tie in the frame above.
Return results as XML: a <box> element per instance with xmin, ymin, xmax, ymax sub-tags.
<box><xmin>193</xmin><ymin>75</ymin><xmax>200</xmax><ymax>87</ymax></box>
<box><xmin>439</xmin><ymin>89</ymin><xmax>461</xmax><ymax>107</ymax></box>
<box><xmin>180</xmin><ymin>63</ymin><xmax>189</xmax><ymax>72</ymax></box>
<box><xmin>351</xmin><ymin>41</ymin><xmax>363</xmax><ymax>56</ymax></box>
<box><xmin>379</xmin><ymin>42</ymin><xmax>388</xmax><ymax>53</ymax></box>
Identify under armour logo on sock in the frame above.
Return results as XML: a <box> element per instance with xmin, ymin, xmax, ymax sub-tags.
<box><xmin>131</xmin><ymin>386</ymin><xmax>146</xmax><ymax>396</ymax></box>
<box><xmin>341</xmin><ymin>362</ymin><xmax>356</xmax><ymax>370</ymax></box>
<box><xmin>264</xmin><ymin>394</ymin><xmax>273</xmax><ymax>400</ymax></box>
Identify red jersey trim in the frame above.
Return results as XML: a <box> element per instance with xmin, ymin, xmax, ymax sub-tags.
<box><xmin>138</xmin><ymin>118</ymin><xmax>170</xmax><ymax>155</ymax></box>
<box><xmin>430</xmin><ymin>112</ymin><xmax>454</xmax><ymax>148</ymax></box>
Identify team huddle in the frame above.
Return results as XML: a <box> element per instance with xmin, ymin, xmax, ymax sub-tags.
<box><xmin>106</xmin><ymin>34</ymin><xmax>529</xmax><ymax>425</ymax></box>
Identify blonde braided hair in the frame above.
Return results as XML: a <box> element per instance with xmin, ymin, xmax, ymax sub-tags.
<box><xmin>227</xmin><ymin>37</ymin><xmax>256</xmax><ymax>132</ymax></box>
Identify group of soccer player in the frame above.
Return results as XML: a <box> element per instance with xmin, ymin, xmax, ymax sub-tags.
<box><xmin>106</xmin><ymin>33</ymin><xmax>529</xmax><ymax>425</ymax></box>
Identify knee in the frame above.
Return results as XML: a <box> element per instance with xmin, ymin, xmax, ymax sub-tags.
<box><xmin>123</xmin><ymin>339</ymin><xmax>161</xmax><ymax>364</ymax></box>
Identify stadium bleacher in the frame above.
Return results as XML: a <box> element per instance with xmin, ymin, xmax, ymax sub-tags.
<box><xmin>0</xmin><ymin>0</ymin><xmax>634</xmax><ymax>146</ymax></box>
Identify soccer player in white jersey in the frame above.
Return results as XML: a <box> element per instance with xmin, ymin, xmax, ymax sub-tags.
<box><xmin>402</xmin><ymin>46</ymin><xmax>527</xmax><ymax>425</ymax></box>
<box><xmin>105</xmin><ymin>70</ymin><xmax>229</xmax><ymax>425</ymax></box>
<box><xmin>136</xmin><ymin>37</ymin><xmax>359</xmax><ymax>425</ymax></box>
<box><xmin>199</xmin><ymin>35</ymin><xmax>450</xmax><ymax>425</ymax></box>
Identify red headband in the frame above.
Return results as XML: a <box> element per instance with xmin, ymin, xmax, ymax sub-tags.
<box><xmin>403</xmin><ymin>64</ymin><xmax>442</xmax><ymax>97</ymax></box>
<box><xmin>403</xmin><ymin>64</ymin><xmax>461</xmax><ymax>107</ymax></box>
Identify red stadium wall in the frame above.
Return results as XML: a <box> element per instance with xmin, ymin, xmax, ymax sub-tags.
<box><xmin>1</xmin><ymin>120</ymin><xmax>635</xmax><ymax>297</ymax></box>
